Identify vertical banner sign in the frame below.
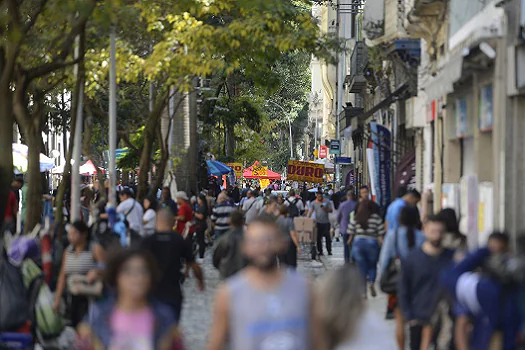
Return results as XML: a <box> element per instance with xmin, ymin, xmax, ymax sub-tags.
<box><xmin>260</xmin><ymin>179</ymin><xmax>271</xmax><ymax>189</ymax></box>
<box><xmin>287</xmin><ymin>160</ymin><xmax>324</xmax><ymax>183</ymax></box>
<box><xmin>226</xmin><ymin>163</ymin><xmax>243</xmax><ymax>177</ymax></box>
<box><xmin>370</xmin><ymin>121</ymin><xmax>391</xmax><ymax>209</ymax></box>
<box><xmin>319</xmin><ymin>146</ymin><xmax>328</xmax><ymax>159</ymax></box>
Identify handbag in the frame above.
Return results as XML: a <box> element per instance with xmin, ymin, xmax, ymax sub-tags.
<box><xmin>379</xmin><ymin>229</ymin><xmax>400</xmax><ymax>294</ymax></box>
<box><xmin>0</xmin><ymin>249</ymin><xmax>30</xmax><ymax>331</ymax></box>
<box><xmin>67</xmin><ymin>274</ymin><xmax>103</xmax><ymax>297</ymax></box>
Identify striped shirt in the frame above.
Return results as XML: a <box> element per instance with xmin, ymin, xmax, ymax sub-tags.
<box><xmin>348</xmin><ymin>213</ymin><xmax>385</xmax><ymax>239</ymax></box>
<box><xmin>64</xmin><ymin>243</ymin><xmax>97</xmax><ymax>277</ymax></box>
<box><xmin>211</xmin><ymin>202</ymin><xmax>235</xmax><ymax>233</ymax></box>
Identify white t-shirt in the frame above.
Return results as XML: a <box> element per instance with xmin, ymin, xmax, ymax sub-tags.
<box><xmin>242</xmin><ymin>197</ymin><xmax>262</xmax><ymax>224</ymax></box>
<box><xmin>117</xmin><ymin>198</ymin><xmax>144</xmax><ymax>234</ymax></box>
<box><xmin>335</xmin><ymin>310</ymin><xmax>396</xmax><ymax>350</ymax></box>
<box><xmin>142</xmin><ymin>209</ymin><xmax>156</xmax><ymax>236</ymax></box>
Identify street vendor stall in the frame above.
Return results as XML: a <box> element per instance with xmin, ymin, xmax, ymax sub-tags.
<box><xmin>243</xmin><ymin>161</ymin><xmax>281</xmax><ymax>180</ymax></box>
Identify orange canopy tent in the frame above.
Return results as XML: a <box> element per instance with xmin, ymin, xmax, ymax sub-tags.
<box><xmin>243</xmin><ymin>161</ymin><xmax>281</xmax><ymax>180</ymax></box>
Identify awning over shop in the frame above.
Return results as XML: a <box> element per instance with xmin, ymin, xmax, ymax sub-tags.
<box><xmin>423</xmin><ymin>53</ymin><xmax>463</xmax><ymax>101</ymax></box>
<box><xmin>355</xmin><ymin>84</ymin><xmax>409</xmax><ymax>122</ymax></box>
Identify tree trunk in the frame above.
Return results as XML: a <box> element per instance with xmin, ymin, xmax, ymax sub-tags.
<box><xmin>137</xmin><ymin>89</ymin><xmax>169</xmax><ymax>202</ymax></box>
<box><xmin>225</xmin><ymin>122</ymin><xmax>235</xmax><ymax>158</ymax></box>
<box><xmin>152</xmin><ymin>123</ymin><xmax>169</xmax><ymax>193</ymax></box>
<box><xmin>24</xmin><ymin>125</ymin><xmax>43</xmax><ymax>233</ymax></box>
<box><xmin>0</xmin><ymin>88</ymin><xmax>14</xmax><ymax>226</ymax></box>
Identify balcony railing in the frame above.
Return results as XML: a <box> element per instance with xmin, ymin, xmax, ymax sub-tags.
<box><xmin>347</xmin><ymin>41</ymin><xmax>369</xmax><ymax>93</ymax></box>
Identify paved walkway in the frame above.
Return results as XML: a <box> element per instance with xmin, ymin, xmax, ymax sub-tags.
<box><xmin>179</xmin><ymin>238</ymin><xmax>396</xmax><ymax>349</ymax></box>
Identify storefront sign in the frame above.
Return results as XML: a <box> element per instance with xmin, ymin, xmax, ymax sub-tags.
<box><xmin>252</xmin><ymin>165</ymin><xmax>268</xmax><ymax>177</ymax></box>
<box><xmin>329</xmin><ymin>140</ymin><xmax>341</xmax><ymax>155</ymax></box>
<box><xmin>287</xmin><ymin>160</ymin><xmax>324</xmax><ymax>183</ymax></box>
<box><xmin>479</xmin><ymin>84</ymin><xmax>493</xmax><ymax>132</ymax></box>
<box><xmin>226</xmin><ymin>163</ymin><xmax>243</xmax><ymax>177</ymax></box>
<box><xmin>319</xmin><ymin>146</ymin><xmax>328</xmax><ymax>159</ymax></box>
<box><xmin>370</xmin><ymin>121</ymin><xmax>391</xmax><ymax>209</ymax></box>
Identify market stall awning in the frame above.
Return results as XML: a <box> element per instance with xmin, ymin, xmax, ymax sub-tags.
<box><xmin>243</xmin><ymin>161</ymin><xmax>281</xmax><ymax>180</ymax></box>
<box><xmin>206</xmin><ymin>160</ymin><xmax>232</xmax><ymax>176</ymax></box>
<box><xmin>79</xmin><ymin>160</ymin><xmax>104</xmax><ymax>175</ymax></box>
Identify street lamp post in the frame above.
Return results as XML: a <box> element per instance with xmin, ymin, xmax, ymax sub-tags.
<box><xmin>266</xmin><ymin>100</ymin><xmax>293</xmax><ymax>159</ymax></box>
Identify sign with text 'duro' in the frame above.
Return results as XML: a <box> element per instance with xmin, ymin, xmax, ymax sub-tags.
<box><xmin>287</xmin><ymin>160</ymin><xmax>324</xmax><ymax>184</ymax></box>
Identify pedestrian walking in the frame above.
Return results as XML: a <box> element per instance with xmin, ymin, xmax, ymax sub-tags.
<box><xmin>142</xmin><ymin>195</ymin><xmax>158</xmax><ymax>236</ymax></box>
<box><xmin>399</xmin><ymin>214</ymin><xmax>453</xmax><ymax>350</ymax></box>
<box><xmin>174</xmin><ymin>191</ymin><xmax>193</xmax><ymax>236</ymax></box>
<box><xmin>319</xmin><ymin>265</ymin><xmax>396</xmax><ymax>350</ymax></box>
<box><xmin>160</xmin><ymin>187</ymin><xmax>178</xmax><ymax>217</ymax></box>
<box><xmin>212</xmin><ymin>211</ymin><xmax>246</xmax><ymax>279</ymax></box>
<box><xmin>277</xmin><ymin>206</ymin><xmax>300</xmax><ymax>268</ymax></box>
<box><xmin>347</xmin><ymin>199</ymin><xmax>385</xmax><ymax>297</ymax></box>
<box><xmin>384</xmin><ymin>189</ymin><xmax>421</xmax><ymax>232</ymax></box>
<box><xmin>75</xmin><ymin>248</ymin><xmax>184</xmax><ymax>349</ymax></box>
<box><xmin>53</xmin><ymin>221</ymin><xmax>105</xmax><ymax>328</ymax></box>
<box><xmin>206</xmin><ymin>215</ymin><xmax>323</xmax><ymax>350</ymax></box>
<box><xmin>378</xmin><ymin>205</ymin><xmax>424</xmax><ymax>349</ymax></box>
<box><xmin>283</xmin><ymin>189</ymin><xmax>304</xmax><ymax>218</ymax></box>
<box><xmin>211</xmin><ymin>192</ymin><xmax>235</xmax><ymax>239</ymax></box>
<box><xmin>117</xmin><ymin>187</ymin><xmax>144</xmax><ymax>235</ymax></box>
<box><xmin>259</xmin><ymin>196</ymin><xmax>279</xmax><ymax>218</ymax></box>
<box><xmin>141</xmin><ymin>208</ymin><xmax>204</xmax><ymax>322</ymax></box>
<box><xmin>241</xmin><ymin>190</ymin><xmax>262</xmax><ymax>225</ymax></box>
<box><xmin>194</xmin><ymin>194</ymin><xmax>209</xmax><ymax>261</ymax></box>
<box><xmin>441</xmin><ymin>232</ymin><xmax>524</xmax><ymax>350</ymax></box>
<box><xmin>308</xmin><ymin>191</ymin><xmax>333</xmax><ymax>256</ymax></box>
<box><xmin>337</xmin><ymin>189</ymin><xmax>357</xmax><ymax>263</ymax></box>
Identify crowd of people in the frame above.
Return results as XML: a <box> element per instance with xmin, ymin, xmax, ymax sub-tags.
<box><xmin>2</xmin><ymin>176</ymin><xmax>525</xmax><ymax>349</ymax></box>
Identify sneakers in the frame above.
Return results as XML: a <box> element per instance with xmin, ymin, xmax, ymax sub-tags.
<box><xmin>369</xmin><ymin>284</ymin><xmax>377</xmax><ymax>298</ymax></box>
<box><xmin>328</xmin><ymin>251</ymin><xmax>333</xmax><ymax>256</ymax></box>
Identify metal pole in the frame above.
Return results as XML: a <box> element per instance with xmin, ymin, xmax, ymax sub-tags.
<box><xmin>108</xmin><ymin>26</ymin><xmax>117</xmax><ymax>207</ymax></box>
<box><xmin>288</xmin><ymin>119</ymin><xmax>293</xmax><ymax>159</ymax></box>
<box><xmin>70</xmin><ymin>35</ymin><xmax>83</xmax><ymax>222</ymax></box>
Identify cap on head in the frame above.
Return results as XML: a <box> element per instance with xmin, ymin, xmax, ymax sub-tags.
<box><xmin>175</xmin><ymin>191</ymin><xmax>189</xmax><ymax>201</ymax></box>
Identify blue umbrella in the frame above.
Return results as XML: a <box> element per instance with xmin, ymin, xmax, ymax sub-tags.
<box><xmin>206</xmin><ymin>160</ymin><xmax>233</xmax><ymax>176</ymax></box>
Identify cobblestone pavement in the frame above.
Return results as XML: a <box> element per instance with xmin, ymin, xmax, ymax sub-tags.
<box><xmin>179</xmin><ymin>238</ymin><xmax>396</xmax><ymax>349</ymax></box>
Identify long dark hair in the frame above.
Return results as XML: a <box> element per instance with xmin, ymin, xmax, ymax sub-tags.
<box><xmin>399</xmin><ymin>206</ymin><xmax>421</xmax><ymax>248</ymax></box>
<box><xmin>438</xmin><ymin>208</ymin><xmax>461</xmax><ymax>237</ymax></box>
<box><xmin>355</xmin><ymin>200</ymin><xmax>375</xmax><ymax>229</ymax></box>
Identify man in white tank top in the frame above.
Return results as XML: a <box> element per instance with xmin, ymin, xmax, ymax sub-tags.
<box><xmin>206</xmin><ymin>215</ymin><xmax>324</xmax><ymax>350</ymax></box>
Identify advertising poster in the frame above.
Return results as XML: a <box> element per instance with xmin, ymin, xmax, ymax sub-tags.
<box><xmin>479</xmin><ymin>84</ymin><xmax>493</xmax><ymax>132</ymax></box>
<box><xmin>287</xmin><ymin>160</ymin><xmax>324</xmax><ymax>183</ymax></box>
<box><xmin>455</xmin><ymin>98</ymin><xmax>468</xmax><ymax>138</ymax></box>
<box><xmin>226</xmin><ymin>163</ymin><xmax>243</xmax><ymax>177</ymax></box>
<box><xmin>252</xmin><ymin>165</ymin><xmax>268</xmax><ymax>177</ymax></box>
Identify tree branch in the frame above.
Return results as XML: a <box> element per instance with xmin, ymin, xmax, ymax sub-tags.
<box><xmin>23</xmin><ymin>0</ymin><xmax>48</xmax><ymax>34</ymax></box>
<box><xmin>25</xmin><ymin>0</ymin><xmax>97</xmax><ymax>81</ymax></box>
<box><xmin>117</xmin><ymin>131</ymin><xmax>139</xmax><ymax>152</ymax></box>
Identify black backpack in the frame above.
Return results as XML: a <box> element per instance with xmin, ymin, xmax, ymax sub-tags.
<box><xmin>287</xmin><ymin>198</ymin><xmax>300</xmax><ymax>218</ymax></box>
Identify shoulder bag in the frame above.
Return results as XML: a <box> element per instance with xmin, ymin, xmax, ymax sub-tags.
<box><xmin>379</xmin><ymin>229</ymin><xmax>400</xmax><ymax>294</ymax></box>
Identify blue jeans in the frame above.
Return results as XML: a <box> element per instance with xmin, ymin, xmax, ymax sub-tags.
<box><xmin>352</xmin><ymin>237</ymin><xmax>380</xmax><ymax>283</ymax></box>
<box><xmin>342</xmin><ymin>234</ymin><xmax>351</xmax><ymax>263</ymax></box>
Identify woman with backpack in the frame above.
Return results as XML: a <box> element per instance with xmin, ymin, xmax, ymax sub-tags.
<box><xmin>378</xmin><ymin>205</ymin><xmax>424</xmax><ymax>350</ymax></box>
<box><xmin>53</xmin><ymin>221</ymin><xmax>105</xmax><ymax>328</ymax></box>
